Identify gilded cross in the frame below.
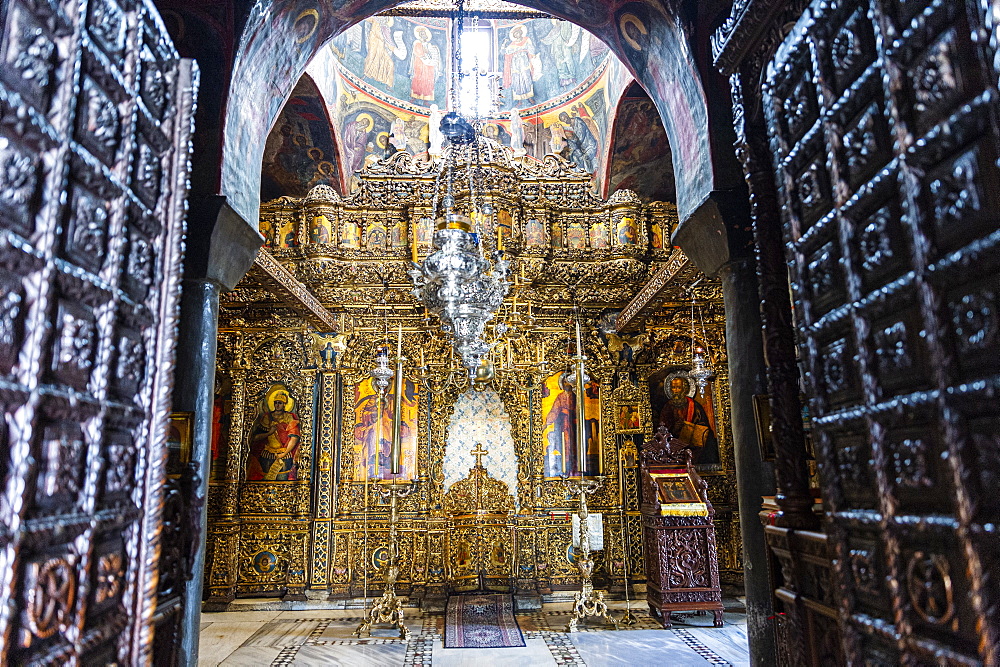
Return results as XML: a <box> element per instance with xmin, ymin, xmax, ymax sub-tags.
<box><xmin>471</xmin><ymin>443</ymin><xmax>488</xmax><ymax>468</ymax></box>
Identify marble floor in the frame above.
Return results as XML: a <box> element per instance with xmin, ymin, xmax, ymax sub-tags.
<box><xmin>199</xmin><ymin>599</ymin><xmax>749</xmax><ymax>666</ymax></box>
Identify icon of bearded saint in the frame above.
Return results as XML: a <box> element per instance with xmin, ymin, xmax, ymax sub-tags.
<box><xmin>247</xmin><ymin>386</ymin><xmax>302</xmax><ymax>481</ymax></box>
<box><xmin>659</xmin><ymin>374</ymin><xmax>718</xmax><ymax>460</ymax></box>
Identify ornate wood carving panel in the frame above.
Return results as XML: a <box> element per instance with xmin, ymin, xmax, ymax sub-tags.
<box><xmin>764</xmin><ymin>0</ymin><xmax>999</xmax><ymax>661</ymax></box>
<box><xmin>0</xmin><ymin>0</ymin><xmax>195</xmax><ymax>662</ymax></box>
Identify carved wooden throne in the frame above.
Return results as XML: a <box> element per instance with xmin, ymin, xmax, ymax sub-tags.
<box><xmin>639</xmin><ymin>425</ymin><xmax>724</xmax><ymax>628</ymax></box>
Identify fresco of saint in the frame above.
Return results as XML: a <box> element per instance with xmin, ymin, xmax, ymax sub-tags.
<box><xmin>410</xmin><ymin>25</ymin><xmax>441</xmax><ymax>101</ymax></box>
<box><xmin>541</xmin><ymin>19</ymin><xmax>580</xmax><ymax>87</ymax></box>
<box><xmin>247</xmin><ymin>385</ymin><xmax>301</xmax><ymax>481</ymax></box>
<box><xmin>541</xmin><ymin>371</ymin><xmax>600</xmax><ymax>477</ymax></box>
<box><xmin>364</xmin><ymin>16</ymin><xmax>406</xmax><ymax>87</ymax></box>
<box><xmin>343</xmin><ymin>113</ymin><xmax>373</xmax><ymax>176</ymax></box>
<box><xmin>502</xmin><ymin>24</ymin><xmax>540</xmax><ymax>102</ymax></box>
<box><xmin>560</xmin><ymin>110</ymin><xmax>597</xmax><ymax>172</ymax></box>
<box><xmin>353</xmin><ymin>376</ymin><xmax>419</xmax><ymax>480</ymax></box>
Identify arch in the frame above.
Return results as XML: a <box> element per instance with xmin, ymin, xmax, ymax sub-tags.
<box><xmin>221</xmin><ymin>0</ymin><xmax>713</xmax><ymax>226</ymax></box>
<box><xmin>260</xmin><ymin>72</ymin><xmax>345</xmax><ymax>200</ymax></box>
<box><xmin>602</xmin><ymin>81</ymin><xmax>675</xmax><ymax>201</ymax></box>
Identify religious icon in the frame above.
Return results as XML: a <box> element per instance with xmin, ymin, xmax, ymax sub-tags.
<box><xmin>372</xmin><ymin>546</ymin><xmax>390</xmax><ymax>571</ymax></box>
<box><xmin>311</xmin><ymin>214</ymin><xmax>332</xmax><ymax>244</ymax></box>
<box><xmin>388</xmin><ymin>218</ymin><xmax>405</xmax><ymax>247</ymax></box>
<box><xmin>497</xmin><ymin>209</ymin><xmax>513</xmax><ymax>248</ymax></box>
<box><xmin>210</xmin><ymin>376</ymin><xmax>233</xmax><ymax>480</ymax></box>
<box><xmin>456</xmin><ymin>539</ymin><xmax>472</xmax><ymax>568</ymax></box>
<box><xmin>410</xmin><ymin>25</ymin><xmax>441</xmax><ymax>101</ymax></box>
<box><xmin>650</xmin><ymin>370</ymin><xmax>720</xmax><ymax>465</ymax></box>
<box><xmin>366</xmin><ymin>221</ymin><xmax>387</xmax><ymax>248</ymax></box>
<box><xmin>502</xmin><ymin>24</ymin><xmax>541</xmax><ymax>102</ymax></box>
<box><xmin>616</xmin><ymin>216</ymin><xmax>637</xmax><ymax>245</ymax></box>
<box><xmin>590</xmin><ymin>219</ymin><xmax>608</xmax><ymax>249</ymax></box>
<box><xmin>651</xmin><ymin>221</ymin><xmax>663</xmax><ymax>249</ymax></box>
<box><xmin>417</xmin><ymin>216</ymin><xmax>433</xmax><ymax>245</ymax></box>
<box><xmin>342</xmin><ymin>219</ymin><xmax>360</xmax><ymax>248</ymax></box>
<box><xmin>275</xmin><ymin>217</ymin><xmax>297</xmax><ymax>248</ymax></box>
<box><xmin>617</xmin><ymin>404</ymin><xmax>641</xmax><ymax>432</ymax></box>
<box><xmin>525</xmin><ymin>218</ymin><xmax>545</xmax><ymax>246</ymax></box>
<box><xmin>258</xmin><ymin>217</ymin><xmax>274</xmax><ymax>246</ymax></box>
<box><xmin>541</xmin><ymin>371</ymin><xmax>600</xmax><ymax>477</ymax></box>
<box><xmin>353</xmin><ymin>376</ymin><xmax>418</xmax><ymax>481</ymax></box>
<box><xmin>655</xmin><ymin>475</ymin><xmax>698</xmax><ymax>503</ymax></box>
<box><xmin>491</xmin><ymin>542</ymin><xmax>509</xmax><ymax>568</ymax></box>
<box><xmin>567</xmin><ymin>221</ymin><xmax>587</xmax><ymax>249</ymax></box>
<box><xmin>247</xmin><ymin>384</ymin><xmax>302</xmax><ymax>481</ymax></box>
<box><xmin>252</xmin><ymin>550</ymin><xmax>278</xmax><ymax>574</ymax></box>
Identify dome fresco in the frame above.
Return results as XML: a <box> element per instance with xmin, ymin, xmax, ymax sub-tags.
<box><xmin>327</xmin><ymin>16</ymin><xmax>613</xmax><ymax>113</ymax></box>
<box><xmin>288</xmin><ymin>13</ymin><xmax>635</xmax><ymax>194</ymax></box>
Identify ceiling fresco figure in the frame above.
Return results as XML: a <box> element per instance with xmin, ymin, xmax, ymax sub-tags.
<box><xmin>541</xmin><ymin>19</ymin><xmax>581</xmax><ymax>87</ymax></box>
<box><xmin>502</xmin><ymin>24</ymin><xmax>541</xmax><ymax>103</ymax></box>
<box><xmin>410</xmin><ymin>25</ymin><xmax>442</xmax><ymax>101</ymax></box>
<box><xmin>364</xmin><ymin>16</ymin><xmax>407</xmax><ymax>87</ymax></box>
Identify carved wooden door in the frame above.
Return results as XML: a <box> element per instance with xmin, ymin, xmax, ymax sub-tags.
<box><xmin>0</xmin><ymin>0</ymin><xmax>196</xmax><ymax>662</ymax></box>
<box><xmin>763</xmin><ymin>0</ymin><xmax>999</xmax><ymax>662</ymax></box>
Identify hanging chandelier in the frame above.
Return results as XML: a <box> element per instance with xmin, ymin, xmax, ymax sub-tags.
<box><xmin>688</xmin><ymin>290</ymin><xmax>715</xmax><ymax>394</ymax></box>
<box><xmin>409</xmin><ymin>0</ymin><xmax>510</xmax><ymax>378</ymax></box>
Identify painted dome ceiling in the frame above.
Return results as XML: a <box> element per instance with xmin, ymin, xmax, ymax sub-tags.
<box><xmin>261</xmin><ymin>9</ymin><xmax>675</xmax><ymax>204</ymax></box>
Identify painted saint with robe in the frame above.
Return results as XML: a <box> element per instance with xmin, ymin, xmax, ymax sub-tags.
<box><xmin>364</xmin><ymin>16</ymin><xmax>406</xmax><ymax>87</ymax></box>
<box><xmin>541</xmin><ymin>371</ymin><xmax>600</xmax><ymax>477</ymax></box>
<box><xmin>353</xmin><ymin>376</ymin><xmax>418</xmax><ymax>480</ymax></box>
<box><xmin>247</xmin><ymin>385</ymin><xmax>301</xmax><ymax>481</ymax></box>
<box><xmin>502</xmin><ymin>24</ymin><xmax>540</xmax><ymax>102</ymax></box>
<box><xmin>409</xmin><ymin>25</ymin><xmax>441</xmax><ymax>101</ymax></box>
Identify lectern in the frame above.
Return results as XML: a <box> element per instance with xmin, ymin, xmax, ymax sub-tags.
<box><xmin>640</xmin><ymin>425</ymin><xmax>724</xmax><ymax>628</ymax></box>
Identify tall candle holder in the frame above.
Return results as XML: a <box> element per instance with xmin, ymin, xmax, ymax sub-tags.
<box><xmin>562</xmin><ymin>476</ymin><xmax>619</xmax><ymax>632</ymax></box>
<box><xmin>354</xmin><ymin>479</ymin><xmax>414</xmax><ymax>639</ymax></box>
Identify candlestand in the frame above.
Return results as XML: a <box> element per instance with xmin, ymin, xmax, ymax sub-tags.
<box><xmin>354</xmin><ymin>481</ymin><xmax>414</xmax><ymax>639</ymax></box>
<box><xmin>562</xmin><ymin>476</ymin><xmax>619</xmax><ymax>632</ymax></box>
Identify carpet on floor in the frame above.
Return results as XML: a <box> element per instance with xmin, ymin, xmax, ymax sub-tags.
<box><xmin>444</xmin><ymin>594</ymin><xmax>525</xmax><ymax>648</ymax></box>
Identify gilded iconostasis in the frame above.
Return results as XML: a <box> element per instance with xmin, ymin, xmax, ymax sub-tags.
<box><xmin>203</xmin><ymin>136</ymin><xmax>739</xmax><ymax>603</ymax></box>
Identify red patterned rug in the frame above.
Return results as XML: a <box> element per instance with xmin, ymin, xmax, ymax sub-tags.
<box><xmin>444</xmin><ymin>594</ymin><xmax>525</xmax><ymax>648</ymax></box>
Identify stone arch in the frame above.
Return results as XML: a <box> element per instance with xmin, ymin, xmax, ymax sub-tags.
<box><xmin>221</xmin><ymin>0</ymin><xmax>714</xmax><ymax>227</ymax></box>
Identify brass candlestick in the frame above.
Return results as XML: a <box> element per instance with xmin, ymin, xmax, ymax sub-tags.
<box><xmin>354</xmin><ymin>480</ymin><xmax>414</xmax><ymax>639</ymax></box>
<box><xmin>562</xmin><ymin>476</ymin><xmax>619</xmax><ymax>632</ymax></box>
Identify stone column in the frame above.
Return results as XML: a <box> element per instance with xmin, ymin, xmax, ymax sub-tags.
<box><xmin>719</xmin><ymin>258</ymin><xmax>777</xmax><ymax>666</ymax></box>
<box><xmin>173</xmin><ymin>278</ymin><xmax>221</xmax><ymax>666</ymax></box>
